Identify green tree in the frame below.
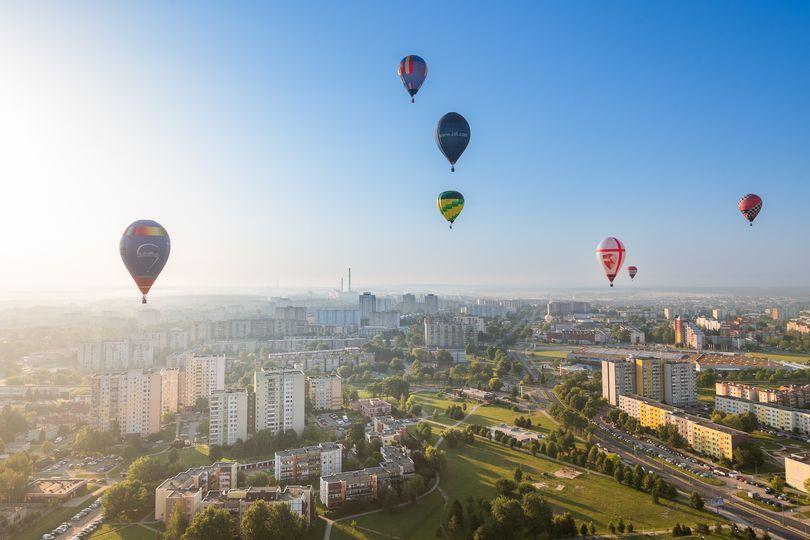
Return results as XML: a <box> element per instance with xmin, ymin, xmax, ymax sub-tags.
<box><xmin>521</xmin><ymin>492</ymin><xmax>552</xmax><ymax>539</ymax></box>
<box><xmin>490</xmin><ymin>495</ymin><xmax>524</xmax><ymax>539</ymax></box>
<box><xmin>247</xmin><ymin>471</ymin><xmax>271</xmax><ymax>487</ymax></box>
<box><xmin>163</xmin><ymin>505</ymin><xmax>189</xmax><ymax>540</ymax></box>
<box><xmin>770</xmin><ymin>475</ymin><xmax>786</xmax><ymax>493</ymax></box>
<box><xmin>103</xmin><ymin>480</ymin><xmax>150</xmax><ymax>522</ymax></box>
<box><xmin>126</xmin><ymin>456</ymin><xmax>169</xmax><ymax>486</ymax></box>
<box><xmin>182</xmin><ymin>507</ymin><xmax>235</xmax><ymax>540</ymax></box>
<box><xmin>689</xmin><ymin>491</ymin><xmax>704</xmax><ymax>510</ymax></box>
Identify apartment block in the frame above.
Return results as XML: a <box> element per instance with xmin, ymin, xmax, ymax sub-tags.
<box><xmin>182</xmin><ymin>354</ymin><xmax>227</xmax><ymax>408</ymax></box>
<box><xmin>715</xmin><ymin>395</ymin><xmax>810</xmax><ymax>435</ymax></box>
<box><xmin>266</xmin><ymin>347</ymin><xmax>372</xmax><ymax>372</ymax></box>
<box><xmin>601</xmin><ymin>356</ymin><xmax>696</xmax><ymax>407</ymax></box>
<box><xmin>618</xmin><ymin>394</ymin><xmax>747</xmax><ymax>460</ymax></box>
<box><xmin>305</xmin><ymin>375</ymin><xmax>342</xmax><ymax>411</ymax></box>
<box><xmin>200</xmin><ymin>485</ymin><xmax>315</xmax><ymax>527</ymax></box>
<box><xmin>154</xmin><ymin>462</ymin><xmax>239</xmax><ymax>522</ymax></box>
<box><xmin>715</xmin><ymin>381</ymin><xmax>810</xmax><ymax>408</ymax></box>
<box><xmin>354</xmin><ymin>398</ymin><xmax>392</xmax><ymax>418</ymax></box>
<box><xmin>78</xmin><ymin>339</ymin><xmax>155</xmax><ymax>373</ymax></box>
<box><xmin>274</xmin><ymin>442</ymin><xmax>343</xmax><ymax>483</ymax></box>
<box><xmin>601</xmin><ymin>359</ymin><xmax>635</xmax><ymax>406</ymax></box>
<box><xmin>209</xmin><ymin>390</ymin><xmax>249</xmax><ymax>447</ymax></box>
<box><xmin>424</xmin><ymin>318</ymin><xmax>465</xmax><ymax>349</ymax></box>
<box><xmin>319</xmin><ymin>446</ymin><xmax>414</xmax><ymax>509</ymax></box>
<box><xmin>254</xmin><ymin>368</ymin><xmax>305</xmax><ymax>436</ymax></box>
<box><xmin>785</xmin><ymin>453</ymin><xmax>810</xmax><ymax>493</ymax></box>
<box><xmin>90</xmin><ymin>369</ymin><xmax>162</xmax><ymax>436</ymax></box>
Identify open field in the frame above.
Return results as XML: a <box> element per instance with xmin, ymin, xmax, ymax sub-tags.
<box><xmin>88</xmin><ymin>524</ymin><xmax>161</xmax><ymax>540</ymax></box>
<box><xmin>410</xmin><ymin>391</ymin><xmax>472</xmax><ymax>426</ymax></box>
<box><xmin>462</xmin><ymin>403</ymin><xmax>559</xmax><ymax>435</ymax></box>
<box><xmin>524</xmin><ymin>348</ymin><xmax>571</xmax><ymax>359</ymax></box>
<box><xmin>346</xmin><ymin>437</ymin><xmax>716</xmax><ymax>539</ymax></box>
<box><xmin>749</xmin><ymin>351</ymin><xmax>810</xmax><ymax>364</ymax></box>
<box><xmin>698</xmin><ymin>387</ymin><xmax>715</xmax><ymax>403</ymax></box>
<box><xmin>155</xmin><ymin>444</ymin><xmax>212</xmax><ymax>469</ymax></box>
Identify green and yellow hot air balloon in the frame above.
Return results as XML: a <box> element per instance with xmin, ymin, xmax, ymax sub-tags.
<box><xmin>437</xmin><ymin>190</ymin><xmax>464</xmax><ymax>229</ymax></box>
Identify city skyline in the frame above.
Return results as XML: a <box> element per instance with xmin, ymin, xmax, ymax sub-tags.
<box><xmin>1</xmin><ymin>2</ymin><xmax>808</xmax><ymax>295</ymax></box>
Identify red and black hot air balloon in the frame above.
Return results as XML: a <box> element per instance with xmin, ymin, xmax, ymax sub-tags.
<box><xmin>738</xmin><ymin>194</ymin><xmax>763</xmax><ymax>226</ymax></box>
<box><xmin>120</xmin><ymin>220</ymin><xmax>171</xmax><ymax>303</ymax></box>
<box><xmin>628</xmin><ymin>266</ymin><xmax>638</xmax><ymax>280</ymax></box>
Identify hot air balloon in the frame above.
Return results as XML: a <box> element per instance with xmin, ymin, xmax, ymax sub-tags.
<box><xmin>397</xmin><ymin>55</ymin><xmax>427</xmax><ymax>103</ymax></box>
<box><xmin>437</xmin><ymin>191</ymin><xmax>464</xmax><ymax>229</ymax></box>
<box><xmin>738</xmin><ymin>194</ymin><xmax>762</xmax><ymax>226</ymax></box>
<box><xmin>628</xmin><ymin>266</ymin><xmax>638</xmax><ymax>280</ymax></box>
<box><xmin>435</xmin><ymin>112</ymin><xmax>470</xmax><ymax>172</ymax></box>
<box><xmin>120</xmin><ymin>220</ymin><xmax>171</xmax><ymax>304</ymax></box>
<box><xmin>595</xmin><ymin>237</ymin><xmax>626</xmax><ymax>287</ymax></box>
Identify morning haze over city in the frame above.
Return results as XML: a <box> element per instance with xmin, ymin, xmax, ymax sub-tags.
<box><xmin>1</xmin><ymin>2</ymin><xmax>809</xmax><ymax>540</ymax></box>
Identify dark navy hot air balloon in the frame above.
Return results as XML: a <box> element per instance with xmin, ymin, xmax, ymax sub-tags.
<box><xmin>435</xmin><ymin>112</ymin><xmax>470</xmax><ymax>172</ymax></box>
<box><xmin>397</xmin><ymin>55</ymin><xmax>427</xmax><ymax>103</ymax></box>
<box><xmin>120</xmin><ymin>220</ymin><xmax>171</xmax><ymax>304</ymax></box>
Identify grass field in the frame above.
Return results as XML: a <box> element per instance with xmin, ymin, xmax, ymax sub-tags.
<box><xmin>525</xmin><ymin>349</ymin><xmax>571</xmax><ymax>359</ymax></box>
<box><xmin>462</xmin><ymin>403</ymin><xmax>559</xmax><ymax>435</ymax></box>
<box><xmin>698</xmin><ymin>387</ymin><xmax>715</xmax><ymax>403</ymax></box>
<box><xmin>345</xmin><ymin>437</ymin><xmax>715</xmax><ymax>539</ymax></box>
<box><xmin>748</xmin><ymin>351</ymin><xmax>810</xmax><ymax>364</ymax></box>
<box><xmin>411</xmin><ymin>392</ymin><xmax>472</xmax><ymax>426</ymax></box>
<box><xmin>155</xmin><ymin>445</ymin><xmax>212</xmax><ymax>469</ymax></box>
<box><xmin>88</xmin><ymin>524</ymin><xmax>161</xmax><ymax>540</ymax></box>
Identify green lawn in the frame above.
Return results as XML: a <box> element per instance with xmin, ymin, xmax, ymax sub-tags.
<box><xmin>411</xmin><ymin>392</ymin><xmax>472</xmax><ymax>426</ymax></box>
<box><xmin>88</xmin><ymin>524</ymin><xmax>161</xmax><ymax>540</ymax></box>
<box><xmin>462</xmin><ymin>404</ymin><xmax>559</xmax><ymax>435</ymax></box>
<box><xmin>155</xmin><ymin>445</ymin><xmax>212</xmax><ymax>469</ymax></box>
<box><xmin>748</xmin><ymin>351</ymin><xmax>810</xmax><ymax>364</ymax></box>
<box><xmin>347</xmin><ymin>438</ymin><xmax>716</xmax><ymax>539</ymax></box>
<box><xmin>525</xmin><ymin>349</ymin><xmax>571</xmax><ymax>359</ymax></box>
<box><xmin>698</xmin><ymin>387</ymin><xmax>715</xmax><ymax>403</ymax></box>
<box><xmin>16</xmin><ymin>498</ymin><xmax>95</xmax><ymax>540</ymax></box>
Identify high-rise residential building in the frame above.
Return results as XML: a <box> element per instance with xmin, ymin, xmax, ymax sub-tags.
<box><xmin>160</xmin><ymin>368</ymin><xmax>182</xmax><ymax>414</ymax></box>
<box><xmin>314</xmin><ymin>309</ymin><xmax>360</xmax><ymax>326</ymax></box>
<box><xmin>305</xmin><ymin>375</ymin><xmax>342</xmax><ymax>411</ymax></box>
<box><xmin>424</xmin><ymin>318</ymin><xmax>465</xmax><ymax>349</ymax></box>
<box><xmin>685</xmin><ymin>323</ymin><xmax>705</xmax><ymax>350</ymax></box>
<box><xmin>712</xmin><ymin>309</ymin><xmax>728</xmax><ymax>321</ymax></box>
<box><xmin>787</xmin><ymin>319</ymin><xmax>810</xmax><ymax>335</ymax></box>
<box><xmin>359</xmin><ymin>293</ymin><xmax>376</xmax><ymax>326</ymax></box>
<box><xmin>182</xmin><ymin>354</ymin><xmax>227</xmax><ymax>408</ymax></box>
<box><xmin>401</xmin><ymin>293</ymin><xmax>416</xmax><ymax>314</ymax></box>
<box><xmin>673</xmin><ymin>316</ymin><xmax>684</xmax><ymax>345</ymax></box>
<box><xmin>254</xmin><ymin>368</ymin><xmax>305</xmax><ymax>435</ymax></box>
<box><xmin>91</xmin><ymin>370</ymin><xmax>162</xmax><ymax>436</ymax></box>
<box><xmin>547</xmin><ymin>301</ymin><xmax>591</xmax><ymax>317</ymax></box>
<box><xmin>424</xmin><ymin>294</ymin><xmax>439</xmax><ymax>315</ymax></box>
<box><xmin>275</xmin><ymin>306</ymin><xmax>308</xmax><ymax>321</ymax></box>
<box><xmin>369</xmin><ymin>311</ymin><xmax>400</xmax><ymax>329</ymax></box>
<box><xmin>664</xmin><ymin>361</ymin><xmax>697</xmax><ymax>406</ymax></box>
<box><xmin>601</xmin><ymin>356</ymin><xmax>695</xmax><ymax>407</ymax></box>
<box><xmin>209</xmin><ymin>390</ymin><xmax>249</xmax><ymax>447</ymax></box>
<box><xmin>274</xmin><ymin>442</ymin><xmax>343</xmax><ymax>483</ymax></box>
<box><xmin>78</xmin><ymin>339</ymin><xmax>155</xmax><ymax>373</ymax></box>
<box><xmin>601</xmin><ymin>359</ymin><xmax>635</xmax><ymax>406</ymax></box>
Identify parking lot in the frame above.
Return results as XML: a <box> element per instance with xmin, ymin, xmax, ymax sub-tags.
<box><xmin>40</xmin><ymin>496</ymin><xmax>104</xmax><ymax>540</ymax></box>
<box><xmin>315</xmin><ymin>412</ymin><xmax>352</xmax><ymax>429</ymax></box>
<box><xmin>40</xmin><ymin>455</ymin><xmax>123</xmax><ymax>477</ymax></box>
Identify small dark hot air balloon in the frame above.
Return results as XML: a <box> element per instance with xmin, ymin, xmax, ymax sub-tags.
<box><xmin>628</xmin><ymin>266</ymin><xmax>638</xmax><ymax>280</ymax></box>
<box><xmin>437</xmin><ymin>190</ymin><xmax>464</xmax><ymax>229</ymax></box>
<box><xmin>435</xmin><ymin>112</ymin><xmax>470</xmax><ymax>172</ymax></box>
<box><xmin>595</xmin><ymin>237</ymin><xmax>626</xmax><ymax>287</ymax></box>
<box><xmin>397</xmin><ymin>55</ymin><xmax>427</xmax><ymax>103</ymax></box>
<box><xmin>120</xmin><ymin>219</ymin><xmax>171</xmax><ymax>303</ymax></box>
<box><xmin>738</xmin><ymin>194</ymin><xmax>762</xmax><ymax>226</ymax></box>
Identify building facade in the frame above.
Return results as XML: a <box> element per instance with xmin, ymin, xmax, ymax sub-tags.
<box><xmin>254</xmin><ymin>368</ymin><xmax>305</xmax><ymax>435</ymax></box>
<box><xmin>274</xmin><ymin>442</ymin><xmax>343</xmax><ymax>483</ymax></box>
<box><xmin>91</xmin><ymin>369</ymin><xmax>162</xmax><ymax>436</ymax></box>
<box><xmin>305</xmin><ymin>375</ymin><xmax>342</xmax><ymax>411</ymax></box>
<box><xmin>319</xmin><ymin>446</ymin><xmax>414</xmax><ymax>509</ymax></box>
<box><xmin>209</xmin><ymin>390</ymin><xmax>249</xmax><ymax>447</ymax></box>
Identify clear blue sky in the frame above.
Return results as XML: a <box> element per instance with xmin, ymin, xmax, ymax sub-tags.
<box><xmin>1</xmin><ymin>1</ymin><xmax>808</xmax><ymax>292</ymax></box>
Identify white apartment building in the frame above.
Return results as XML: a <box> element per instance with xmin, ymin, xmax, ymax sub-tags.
<box><xmin>209</xmin><ymin>390</ymin><xmax>249</xmax><ymax>446</ymax></box>
<box><xmin>78</xmin><ymin>339</ymin><xmax>155</xmax><ymax>372</ymax></box>
<box><xmin>91</xmin><ymin>370</ymin><xmax>162</xmax><ymax>436</ymax></box>
<box><xmin>306</xmin><ymin>375</ymin><xmax>342</xmax><ymax>411</ymax></box>
<box><xmin>424</xmin><ymin>318</ymin><xmax>465</xmax><ymax>349</ymax></box>
<box><xmin>601</xmin><ymin>359</ymin><xmax>635</xmax><ymax>406</ymax></box>
<box><xmin>182</xmin><ymin>354</ymin><xmax>226</xmax><ymax>408</ymax></box>
<box><xmin>715</xmin><ymin>396</ymin><xmax>810</xmax><ymax>435</ymax></box>
<box><xmin>664</xmin><ymin>361</ymin><xmax>697</xmax><ymax>406</ymax></box>
<box><xmin>254</xmin><ymin>368</ymin><xmax>305</xmax><ymax>435</ymax></box>
<box><xmin>274</xmin><ymin>442</ymin><xmax>343</xmax><ymax>483</ymax></box>
<box><xmin>266</xmin><ymin>348</ymin><xmax>372</xmax><ymax>372</ymax></box>
<box><xmin>160</xmin><ymin>368</ymin><xmax>182</xmax><ymax>414</ymax></box>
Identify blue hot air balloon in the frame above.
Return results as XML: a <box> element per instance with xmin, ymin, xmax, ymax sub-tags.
<box><xmin>397</xmin><ymin>55</ymin><xmax>427</xmax><ymax>103</ymax></box>
<box><xmin>435</xmin><ymin>112</ymin><xmax>470</xmax><ymax>172</ymax></box>
<box><xmin>119</xmin><ymin>219</ymin><xmax>171</xmax><ymax>304</ymax></box>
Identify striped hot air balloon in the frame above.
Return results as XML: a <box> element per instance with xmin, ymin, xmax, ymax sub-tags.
<box><xmin>120</xmin><ymin>220</ymin><xmax>171</xmax><ymax>303</ymax></box>
<box><xmin>397</xmin><ymin>55</ymin><xmax>427</xmax><ymax>103</ymax></box>
<box><xmin>738</xmin><ymin>194</ymin><xmax>763</xmax><ymax>226</ymax></box>
<box><xmin>628</xmin><ymin>266</ymin><xmax>638</xmax><ymax>280</ymax></box>
<box><xmin>437</xmin><ymin>191</ymin><xmax>464</xmax><ymax>229</ymax></box>
<box><xmin>595</xmin><ymin>237</ymin><xmax>626</xmax><ymax>287</ymax></box>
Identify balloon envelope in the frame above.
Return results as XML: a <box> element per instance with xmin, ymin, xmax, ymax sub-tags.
<box><xmin>437</xmin><ymin>190</ymin><xmax>464</xmax><ymax>227</ymax></box>
<box><xmin>397</xmin><ymin>55</ymin><xmax>427</xmax><ymax>102</ymax></box>
<box><xmin>120</xmin><ymin>219</ymin><xmax>171</xmax><ymax>303</ymax></box>
<box><xmin>595</xmin><ymin>237</ymin><xmax>626</xmax><ymax>287</ymax></box>
<box><xmin>435</xmin><ymin>112</ymin><xmax>470</xmax><ymax>171</ymax></box>
<box><xmin>628</xmin><ymin>266</ymin><xmax>638</xmax><ymax>279</ymax></box>
<box><xmin>738</xmin><ymin>194</ymin><xmax>762</xmax><ymax>225</ymax></box>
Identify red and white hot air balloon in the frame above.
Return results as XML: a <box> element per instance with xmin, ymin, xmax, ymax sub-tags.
<box><xmin>738</xmin><ymin>194</ymin><xmax>763</xmax><ymax>226</ymax></box>
<box><xmin>628</xmin><ymin>266</ymin><xmax>638</xmax><ymax>280</ymax></box>
<box><xmin>595</xmin><ymin>237</ymin><xmax>626</xmax><ymax>287</ymax></box>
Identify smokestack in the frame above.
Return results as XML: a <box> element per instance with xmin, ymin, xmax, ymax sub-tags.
<box><xmin>348</xmin><ymin>267</ymin><xmax>352</xmax><ymax>292</ymax></box>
